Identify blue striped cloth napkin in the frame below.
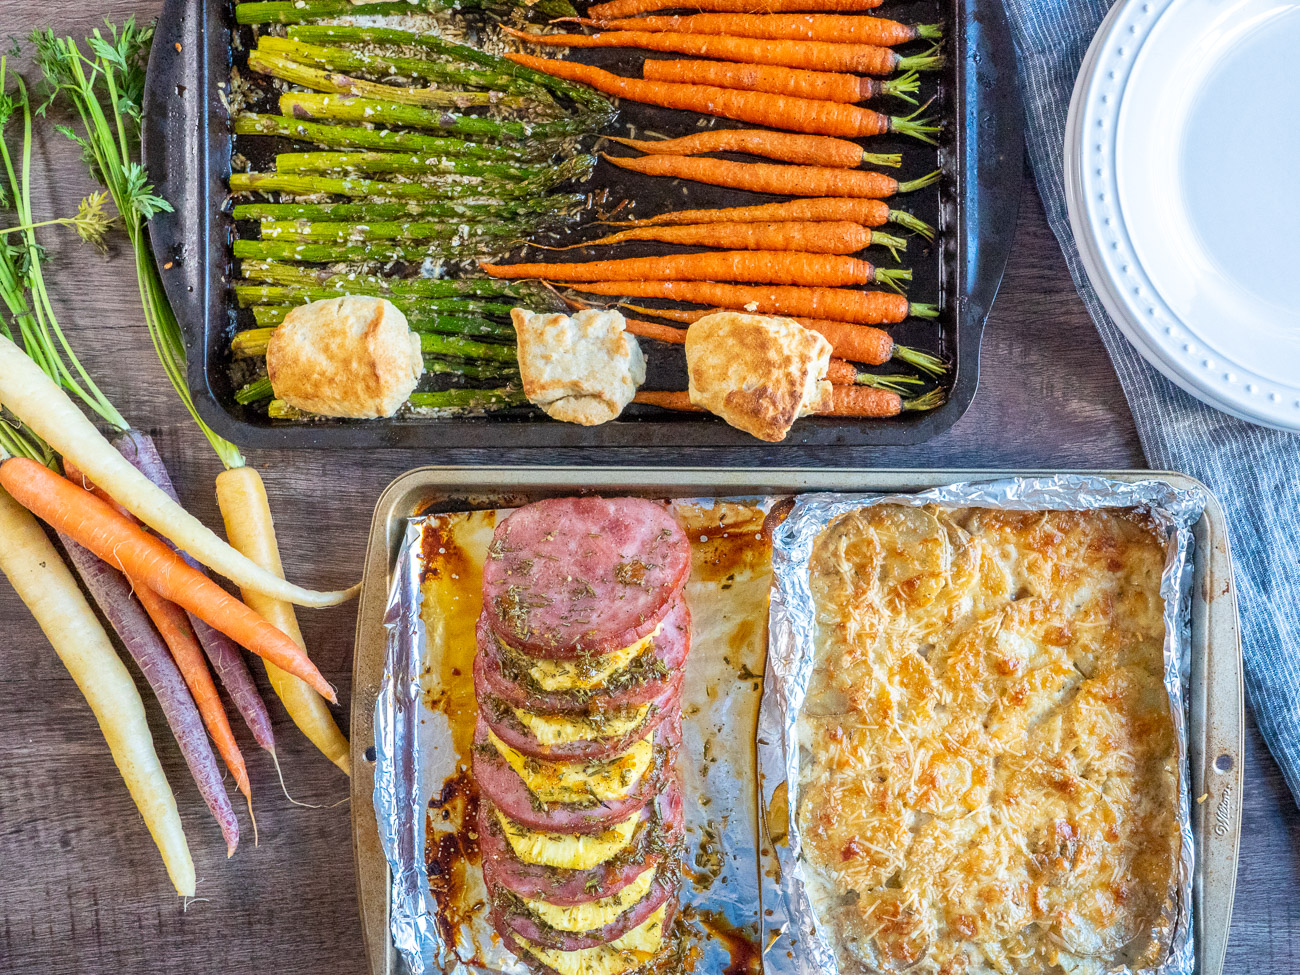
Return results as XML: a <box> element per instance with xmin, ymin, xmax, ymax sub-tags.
<box><xmin>1002</xmin><ymin>0</ymin><xmax>1300</xmax><ymax>807</ymax></box>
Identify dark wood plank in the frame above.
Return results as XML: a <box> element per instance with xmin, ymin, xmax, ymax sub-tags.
<box><xmin>0</xmin><ymin>4</ymin><xmax>1295</xmax><ymax>971</ymax></box>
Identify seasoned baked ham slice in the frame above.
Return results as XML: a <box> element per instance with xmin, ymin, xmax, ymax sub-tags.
<box><xmin>473</xmin><ymin>597</ymin><xmax>691</xmax><ymax>715</ymax></box>
<box><xmin>479</xmin><ymin>668</ymin><xmax>684</xmax><ymax>762</ymax></box>
<box><xmin>488</xmin><ymin>867</ymin><xmax>678</xmax><ymax>952</ymax></box>
<box><xmin>472</xmin><ymin>713</ymin><xmax>681</xmax><ymax>835</ymax></box>
<box><xmin>482</xmin><ymin>496</ymin><xmax>691</xmax><ymax>659</ymax></box>
<box><xmin>479</xmin><ymin>782</ymin><xmax>684</xmax><ymax>906</ymax></box>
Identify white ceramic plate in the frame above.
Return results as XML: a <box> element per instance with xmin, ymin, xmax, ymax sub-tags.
<box><xmin>1067</xmin><ymin>0</ymin><xmax>1300</xmax><ymax>430</ymax></box>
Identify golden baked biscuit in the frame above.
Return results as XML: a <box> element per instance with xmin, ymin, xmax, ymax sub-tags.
<box><xmin>511</xmin><ymin>308</ymin><xmax>645</xmax><ymax>426</ymax></box>
<box><xmin>684</xmin><ymin>312</ymin><xmax>833</xmax><ymax>442</ymax></box>
<box><xmin>266</xmin><ymin>295</ymin><xmax>423</xmax><ymax>418</ymax></box>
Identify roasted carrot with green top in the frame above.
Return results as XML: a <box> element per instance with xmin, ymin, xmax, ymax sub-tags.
<box><xmin>505</xmin><ymin>53</ymin><xmax>938</xmax><ymax>141</ymax></box>
<box><xmin>603</xmin><ymin>152</ymin><xmax>940</xmax><ymax>198</ymax></box>
<box><xmin>577</xmin><ymin>13</ymin><xmax>942</xmax><ymax>46</ymax></box>
<box><xmin>590</xmin><ymin>0</ymin><xmax>882</xmax><ymax>16</ymax></box>
<box><xmin>543</xmin><ymin>221</ymin><xmax>907</xmax><ymax>258</ymax></box>
<box><xmin>619</xmin><ymin>302</ymin><xmax>937</xmax><ymax>366</ymax></box>
<box><xmin>642</xmin><ymin>60</ymin><xmax>919</xmax><ymax>105</ymax></box>
<box><xmin>610</xmin><ymin>130</ymin><xmax>886</xmax><ymax>168</ymax></box>
<box><xmin>609</xmin><ymin>311</ymin><xmax>930</xmax><ymax>378</ymax></box>
<box><xmin>483</xmin><ymin>251</ymin><xmax>910</xmax><ymax>289</ymax></box>
<box><xmin>635</xmin><ymin>386</ymin><xmax>941</xmax><ymax>416</ymax></box>
<box><xmin>566</xmin><ymin>280</ymin><xmax>935</xmax><ymax>324</ymax></box>
<box><xmin>501</xmin><ymin>28</ymin><xmax>943</xmax><ymax>77</ymax></box>
<box><xmin>605</xmin><ymin>196</ymin><xmax>935</xmax><ymax>239</ymax></box>
<box><xmin>0</xmin><ymin>458</ymin><xmax>338</xmax><ymax>702</ymax></box>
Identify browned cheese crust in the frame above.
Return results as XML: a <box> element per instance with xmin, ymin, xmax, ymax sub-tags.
<box><xmin>797</xmin><ymin>504</ymin><xmax>1182</xmax><ymax>975</ymax></box>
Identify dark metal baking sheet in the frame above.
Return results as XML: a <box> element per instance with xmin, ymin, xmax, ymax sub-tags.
<box><xmin>350</xmin><ymin>467</ymin><xmax>1241</xmax><ymax>975</ymax></box>
<box><xmin>143</xmin><ymin>0</ymin><xmax>1022</xmax><ymax>449</ymax></box>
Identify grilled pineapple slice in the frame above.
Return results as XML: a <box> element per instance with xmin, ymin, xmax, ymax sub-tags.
<box><xmin>518</xmin><ymin>904</ymin><xmax>667</xmax><ymax>975</ymax></box>
<box><xmin>513</xmin><ymin>703</ymin><xmax>651</xmax><ymax>747</ymax></box>
<box><xmin>488</xmin><ymin>728</ymin><xmax>654</xmax><ymax>805</ymax></box>
<box><xmin>524</xmin><ymin>865</ymin><xmax>657</xmax><ymax>933</ymax></box>
<box><xmin>497</xmin><ymin>809</ymin><xmax>640</xmax><ymax>871</ymax></box>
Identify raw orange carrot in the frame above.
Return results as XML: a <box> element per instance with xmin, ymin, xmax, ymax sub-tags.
<box><xmin>545</xmin><ymin>221</ymin><xmax>906</xmax><ymax>257</ymax></box>
<box><xmin>590</xmin><ymin>0</ymin><xmax>882</xmax><ymax>16</ymax></box>
<box><xmin>134</xmin><ymin>584</ymin><xmax>253</xmax><ymax>806</ymax></box>
<box><xmin>609</xmin><ymin>130</ymin><xmax>869</xmax><ymax>168</ymax></box>
<box><xmin>62</xmin><ymin>459</ymin><xmax>253</xmax><ymax>805</ymax></box>
<box><xmin>641</xmin><ymin>60</ymin><xmax>918</xmax><ymax>105</ymax></box>
<box><xmin>482</xmin><ymin>251</ymin><xmax>909</xmax><ymax>289</ymax></box>
<box><xmin>501</xmin><ymin>28</ymin><xmax>940</xmax><ymax>78</ymax></box>
<box><xmin>505</xmin><ymin>53</ymin><xmax>936</xmax><ymax>140</ymax></box>
<box><xmin>601</xmin><ymin>152</ymin><xmax>940</xmax><ymax>198</ymax></box>
<box><xmin>578</xmin><ymin>14</ymin><xmax>941</xmax><ymax>46</ymax></box>
<box><xmin>621</xmin><ymin>302</ymin><xmax>900</xmax><ymax>363</ymax></box>
<box><xmin>0</xmin><ymin>458</ymin><xmax>337</xmax><ymax>702</ymax></box>
<box><xmin>564</xmin><ymin>280</ymin><xmax>935</xmax><ymax>324</ymax></box>
<box><xmin>603</xmin><ymin>197</ymin><xmax>934</xmax><ymax>240</ymax></box>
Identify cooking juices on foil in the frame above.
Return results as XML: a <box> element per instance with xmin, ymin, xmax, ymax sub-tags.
<box><xmin>376</xmin><ymin>498</ymin><xmax>774</xmax><ymax>975</ymax></box>
<box><xmin>761</xmin><ymin>477</ymin><xmax>1204</xmax><ymax>975</ymax></box>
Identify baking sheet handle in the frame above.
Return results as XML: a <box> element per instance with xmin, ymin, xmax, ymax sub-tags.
<box><xmin>1190</xmin><ymin>498</ymin><xmax>1243</xmax><ymax>975</ymax></box>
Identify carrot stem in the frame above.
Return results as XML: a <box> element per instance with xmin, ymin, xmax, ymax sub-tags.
<box><xmin>888</xmin><ymin>208</ymin><xmax>935</xmax><ymax>240</ymax></box>
<box><xmin>903</xmin><ymin>388</ymin><xmax>945</xmax><ymax>411</ymax></box>
<box><xmin>897</xmin><ymin>170</ymin><xmax>941</xmax><ymax>194</ymax></box>
<box><xmin>892</xmin><ymin>345</ymin><xmax>948</xmax><ymax>376</ymax></box>
<box><xmin>874</xmin><ymin>268</ymin><xmax>912</xmax><ymax>293</ymax></box>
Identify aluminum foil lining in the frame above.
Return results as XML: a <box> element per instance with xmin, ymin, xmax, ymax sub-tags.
<box><xmin>759</xmin><ymin>475</ymin><xmax>1205</xmax><ymax>975</ymax></box>
<box><xmin>374</xmin><ymin>518</ymin><xmax>441</xmax><ymax>974</ymax></box>
<box><xmin>374</xmin><ymin>499</ymin><xmax>776</xmax><ymax>975</ymax></box>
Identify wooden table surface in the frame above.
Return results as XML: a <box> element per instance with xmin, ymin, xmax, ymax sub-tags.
<box><xmin>2</xmin><ymin>3</ymin><xmax>1298</xmax><ymax>972</ymax></box>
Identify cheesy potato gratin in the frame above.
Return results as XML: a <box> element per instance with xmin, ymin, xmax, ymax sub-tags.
<box><xmin>797</xmin><ymin>504</ymin><xmax>1182</xmax><ymax>975</ymax></box>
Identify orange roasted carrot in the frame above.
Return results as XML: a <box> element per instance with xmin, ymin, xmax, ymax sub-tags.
<box><xmin>621</xmin><ymin>302</ymin><xmax>899</xmax><ymax>363</ymax></box>
<box><xmin>483</xmin><ymin>251</ymin><xmax>910</xmax><ymax>289</ymax></box>
<box><xmin>623</xmin><ymin>319</ymin><xmax>687</xmax><ymax>343</ymax></box>
<box><xmin>621</xmin><ymin>318</ymin><xmax>894</xmax><ymax>378</ymax></box>
<box><xmin>603</xmin><ymin>197</ymin><xmax>933</xmax><ymax>240</ymax></box>
<box><xmin>602</xmin><ymin>152</ymin><xmax>940</xmax><ymax>198</ymax></box>
<box><xmin>546</xmin><ymin>221</ymin><xmax>905</xmax><ymax>256</ymax></box>
<box><xmin>635</xmin><ymin>386</ymin><xmax>932</xmax><ymax>417</ymax></box>
<box><xmin>501</xmin><ymin>27</ymin><xmax>938</xmax><ymax>78</ymax></box>
<box><xmin>641</xmin><ymin>60</ymin><xmax>917</xmax><ymax>105</ymax></box>
<box><xmin>590</xmin><ymin>0</ymin><xmax>882</xmax><ymax>16</ymax></box>
<box><xmin>635</xmin><ymin>391</ymin><xmax>701</xmax><ymax>411</ymax></box>
<box><xmin>0</xmin><ymin>458</ymin><xmax>337</xmax><ymax>702</ymax></box>
<box><xmin>505</xmin><ymin>53</ymin><xmax>936</xmax><ymax>140</ymax></box>
<box><xmin>578</xmin><ymin>13</ymin><xmax>941</xmax><ymax>46</ymax></box>
<box><xmin>564</xmin><ymin>280</ymin><xmax>935</xmax><ymax>324</ymax></box>
<box><xmin>827</xmin><ymin>384</ymin><xmax>903</xmax><ymax>416</ymax></box>
<box><xmin>610</xmin><ymin>131</ymin><xmax>868</xmax><ymax>168</ymax></box>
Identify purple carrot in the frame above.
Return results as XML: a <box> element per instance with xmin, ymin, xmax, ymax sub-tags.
<box><xmin>111</xmin><ymin>430</ymin><xmax>276</xmax><ymax>753</ymax></box>
<box><xmin>59</xmin><ymin>533</ymin><xmax>240</xmax><ymax>856</ymax></box>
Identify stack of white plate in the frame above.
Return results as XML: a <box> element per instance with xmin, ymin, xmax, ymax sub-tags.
<box><xmin>1066</xmin><ymin>0</ymin><xmax>1300</xmax><ymax>431</ymax></box>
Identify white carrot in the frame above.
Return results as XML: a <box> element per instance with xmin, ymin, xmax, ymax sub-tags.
<box><xmin>0</xmin><ymin>335</ymin><xmax>356</xmax><ymax>608</ymax></box>
<box><xmin>217</xmin><ymin>467</ymin><xmax>351</xmax><ymax>775</ymax></box>
<box><xmin>0</xmin><ymin>486</ymin><xmax>196</xmax><ymax>896</ymax></box>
